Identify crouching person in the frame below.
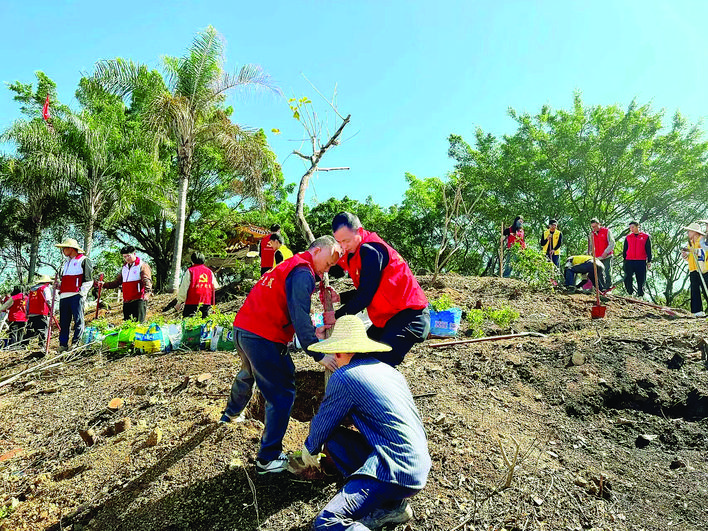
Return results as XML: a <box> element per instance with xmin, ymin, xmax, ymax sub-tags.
<box><xmin>564</xmin><ymin>255</ymin><xmax>605</xmax><ymax>292</ymax></box>
<box><xmin>301</xmin><ymin>315</ymin><xmax>431</xmax><ymax>530</ymax></box>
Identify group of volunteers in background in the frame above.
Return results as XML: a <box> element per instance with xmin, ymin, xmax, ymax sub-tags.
<box><xmin>502</xmin><ymin>216</ymin><xmax>708</xmax><ymax>317</ymax></box>
<box><xmin>4</xmin><ymin>209</ymin><xmax>708</xmax><ymax>529</ymax></box>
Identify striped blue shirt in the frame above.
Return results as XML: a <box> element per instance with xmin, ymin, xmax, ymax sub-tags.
<box><xmin>305</xmin><ymin>357</ymin><xmax>431</xmax><ymax>489</ymax></box>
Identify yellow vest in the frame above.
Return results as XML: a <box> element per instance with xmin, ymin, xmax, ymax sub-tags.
<box><xmin>280</xmin><ymin>245</ymin><xmax>294</xmax><ymax>260</ymax></box>
<box><xmin>542</xmin><ymin>230</ymin><xmax>562</xmax><ymax>255</ymax></box>
<box><xmin>687</xmin><ymin>239</ymin><xmax>707</xmax><ymax>273</ymax></box>
<box><xmin>571</xmin><ymin>255</ymin><xmax>593</xmax><ymax>266</ymax></box>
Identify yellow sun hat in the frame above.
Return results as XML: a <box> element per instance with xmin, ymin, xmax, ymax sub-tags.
<box><xmin>308</xmin><ymin>315</ymin><xmax>391</xmax><ymax>354</ymax></box>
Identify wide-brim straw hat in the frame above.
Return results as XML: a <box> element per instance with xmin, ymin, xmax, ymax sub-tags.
<box><xmin>683</xmin><ymin>223</ymin><xmax>706</xmax><ymax>236</ymax></box>
<box><xmin>309</xmin><ymin>315</ymin><xmax>392</xmax><ymax>354</ymax></box>
<box><xmin>34</xmin><ymin>274</ymin><xmax>54</xmax><ymax>283</ymax></box>
<box><xmin>55</xmin><ymin>238</ymin><xmax>84</xmax><ymax>254</ymax></box>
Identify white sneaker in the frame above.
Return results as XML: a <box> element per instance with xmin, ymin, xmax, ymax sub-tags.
<box><xmin>692</xmin><ymin>311</ymin><xmax>706</xmax><ymax>317</ymax></box>
<box><xmin>358</xmin><ymin>501</ymin><xmax>413</xmax><ymax>529</ymax></box>
<box><xmin>255</xmin><ymin>452</ymin><xmax>289</xmax><ymax>474</ymax></box>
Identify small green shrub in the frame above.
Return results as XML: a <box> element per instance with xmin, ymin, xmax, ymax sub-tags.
<box><xmin>430</xmin><ymin>294</ymin><xmax>455</xmax><ymax>312</ymax></box>
<box><xmin>507</xmin><ymin>245</ymin><xmax>560</xmax><ymax>291</ymax></box>
<box><xmin>466</xmin><ymin>304</ymin><xmax>520</xmax><ymax>337</ymax></box>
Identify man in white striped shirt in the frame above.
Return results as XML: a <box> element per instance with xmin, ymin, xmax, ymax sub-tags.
<box><xmin>301</xmin><ymin>316</ymin><xmax>431</xmax><ymax>530</ymax></box>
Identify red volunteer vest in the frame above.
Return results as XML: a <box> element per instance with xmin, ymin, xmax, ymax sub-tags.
<box><xmin>260</xmin><ymin>235</ymin><xmax>276</xmax><ymax>268</ymax></box>
<box><xmin>185</xmin><ymin>265</ymin><xmax>215</xmax><ymax>305</ymax></box>
<box><xmin>8</xmin><ymin>293</ymin><xmax>28</xmax><ymax>323</ymax></box>
<box><xmin>28</xmin><ymin>284</ymin><xmax>51</xmax><ymax>315</ymax></box>
<box><xmin>234</xmin><ymin>253</ymin><xmax>316</xmax><ymax>344</ymax></box>
<box><xmin>339</xmin><ymin>230</ymin><xmax>428</xmax><ymax>328</ymax></box>
<box><xmin>122</xmin><ymin>257</ymin><xmax>145</xmax><ymax>302</ymax></box>
<box><xmin>592</xmin><ymin>227</ymin><xmax>612</xmax><ymax>257</ymax></box>
<box><xmin>625</xmin><ymin>232</ymin><xmax>649</xmax><ymax>261</ymax></box>
<box><xmin>507</xmin><ymin>228</ymin><xmax>526</xmax><ymax>249</ymax></box>
<box><xmin>60</xmin><ymin>255</ymin><xmax>86</xmax><ymax>294</ymax></box>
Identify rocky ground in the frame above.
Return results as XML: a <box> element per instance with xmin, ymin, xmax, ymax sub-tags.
<box><xmin>0</xmin><ymin>275</ymin><xmax>707</xmax><ymax>531</ymax></box>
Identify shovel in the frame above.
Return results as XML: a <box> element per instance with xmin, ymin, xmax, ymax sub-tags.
<box><xmin>590</xmin><ymin>233</ymin><xmax>606</xmax><ymax>319</ymax></box>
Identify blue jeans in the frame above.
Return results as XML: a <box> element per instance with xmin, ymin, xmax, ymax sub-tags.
<box><xmin>224</xmin><ymin>328</ymin><xmax>296</xmax><ymax>461</ymax></box>
<box><xmin>364</xmin><ymin>307</ymin><xmax>430</xmax><ymax>367</ymax></box>
<box><xmin>59</xmin><ymin>295</ymin><xmax>85</xmax><ymax>347</ymax></box>
<box><xmin>314</xmin><ymin>427</ymin><xmax>419</xmax><ymax>530</ymax></box>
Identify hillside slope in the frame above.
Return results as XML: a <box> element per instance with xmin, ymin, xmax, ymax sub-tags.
<box><xmin>1</xmin><ymin>275</ymin><xmax>707</xmax><ymax>531</ymax></box>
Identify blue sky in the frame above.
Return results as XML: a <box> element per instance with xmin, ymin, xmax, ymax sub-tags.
<box><xmin>1</xmin><ymin>1</ymin><xmax>706</xmax><ymax>207</ymax></box>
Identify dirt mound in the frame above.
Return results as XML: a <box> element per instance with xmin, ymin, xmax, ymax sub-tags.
<box><xmin>1</xmin><ymin>275</ymin><xmax>707</xmax><ymax>530</ymax></box>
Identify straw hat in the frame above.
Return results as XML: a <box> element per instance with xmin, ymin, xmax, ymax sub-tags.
<box><xmin>55</xmin><ymin>238</ymin><xmax>84</xmax><ymax>254</ymax></box>
<box><xmin>683</xmin><ymin>222</ymin><xmax>706</xmax><ymax>236</ymax></box>
<box><xmin>34</xmin><ymin>274</ymin><xmax>53</xmax><ymax>284</ymax></box>
<box><xmin>309</xmin><ymin>315</ymin><xmax>392</xmax><ymax>354</ymax></box>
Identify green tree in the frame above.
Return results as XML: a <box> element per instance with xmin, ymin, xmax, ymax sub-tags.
<box><xmin>92</xmin><ymin>25</ymin><xmax>280</xmax><ymax>292</ymax></box>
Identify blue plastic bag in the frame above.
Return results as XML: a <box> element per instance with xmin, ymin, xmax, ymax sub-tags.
<box><xmin>429</xmin><ymin>307</ymin><xmax>462</xmax><ymax>337</ymax></box>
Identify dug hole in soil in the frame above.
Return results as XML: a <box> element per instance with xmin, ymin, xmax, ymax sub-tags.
<box><xmin>1</xmin><ymin>275</ymin><xmax>707</xmax><ymax>530</ymax></box>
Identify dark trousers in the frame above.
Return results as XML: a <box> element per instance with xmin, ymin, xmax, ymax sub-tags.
<box><xmin>599</xmin><ymin>256</ymin><xmax>612</xmax><ymax>291</ymax></box>
<box><xmin>25</xmin><ymin>314</ymin><xmax>49</xmax><ymax>346</ymax></box>
<box><xmin>314</xmin><ymin>427</ymin><xmax>419</xmax><ymax>531</ymax></box>
<box><xmin>8</xmin><ymin>321</ymin><xmax>26</xmax><ymax>347</ymax></box>
<box><xmin>624</xmin><ymin>260</ymin><xmax>647</xmax><ymax>296</ymax></box>
<box><xmin>224</xmin><ymin>328</ymin><xmax>295</xmax><ymax>461</ymax></box>
<box><xmin>183</xmin><ymin>304</ymin><xmax>211</xmax><ymax>319</ymax></box>
<box><xmin>564</xmin><ymin>262</ymin><xmax>598</xmax><ymax>288</ymax></box>
<box><xmin>365</xmin><ymin>307</ymin><xmax>430</xmax><ymax>367</ymax></box>
<box><xmin>59</xmin><ymin>295</ymin><xmax>84</xmax><ymax>347</ymax></box>
<box><xmin>689</xmin><ymin>271</ymin><xmax>708</xmax><ymax>313</ymax></box>
<box><xmin>123</xmin><ymin>299</ymin><xmax>147</xmax><ymax>323</ymax></box>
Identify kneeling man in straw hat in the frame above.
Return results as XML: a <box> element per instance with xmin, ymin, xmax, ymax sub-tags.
<box><xmin>55</xmin><ymin>238</ymin><xmax>94</xmax><ymax>352</ymax></box>
<box><xmin>301</xmin><ymin>315</ymin><xmax>431</xmax><ymax>530</ymax></box>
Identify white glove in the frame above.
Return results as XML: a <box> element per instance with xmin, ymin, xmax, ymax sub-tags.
<box><xmin>301</xmin><ymin>444</ymin><xmax>321</xmax><ymax>469</ymax></box>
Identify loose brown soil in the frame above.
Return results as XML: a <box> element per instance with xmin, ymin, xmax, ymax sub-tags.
<box><xmin>1</xmin><ymin>275</ymin><xmax>707</xmax><ymax>531</ymax></box>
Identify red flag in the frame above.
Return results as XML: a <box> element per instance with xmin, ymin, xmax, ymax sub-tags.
<box><xmin>42</xmin><ymin>94</ymin><xmax>50</xmax><ymax>121</ymax></box>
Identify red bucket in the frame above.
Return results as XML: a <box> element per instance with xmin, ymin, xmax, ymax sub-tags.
<box><xmin>591</xmin><ymin>305</ymin><xmax>606</xmax><ymax>319</ymax></box>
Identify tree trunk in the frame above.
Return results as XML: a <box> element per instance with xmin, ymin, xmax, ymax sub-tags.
<box><xmin>28</xmin><ymin>225</ymin><xmax>41</xmax><ymax>284</ymax></box>
<box><xmin>169</xmin><ymin>171</ymin><xmax>190</xmax><ymax>293</ymax></box>
<box><xmin>84</xmin><ymin>215</ymin><xmax>95</xmax><ymax>258</ymax></box>
<box><xmin>295</xmin><ymin>168</ymin><xmax>316</xmax><ymax>245</ymax></box>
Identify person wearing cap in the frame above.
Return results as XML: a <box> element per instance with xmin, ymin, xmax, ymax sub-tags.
<box><xmin>699</xmin><ymin>219</ymin><xmax>708</xmax><ymax>251</ymax></box>
<box><xmin>268</xmin><ymin>233</ymin><xmax>293</xmax><ymax>267</ymax></box>
<box><xmin>563</xmin><ymin>255</ymin><xmax>605</xmax><ymax>292</ymax></box>
<box><xmin>55</xmin><ymin>238</ymin><xmax>94</xmax><ymax>352</ymax></box>
<box><xmin>24</xmin><ymin>274</ymin><xmax>55</xmax><ymax>348</ymax></box>
<box><xmin>100</xmin><ymin>245</ymin><xmax>153</xmax><ymax>323</ymax></box>
<box><xmin>623</xmin><ymin>222</ymin><xmax>652</xmax><ymax>298</ymax></box>
<box><xmin>175</xmin><ymin>252</ymin><xmax>219</xmax><ymax>318</ymax></box>
<box><xmin>301</xmin><ymin>315</ymin><xmax>431</xmax><ymax>530</ymax></box>
<box><xmin>502</xmin><ymin>215</ymin><xmax>525</xmax><ymax>277</ymax></box>
<box><xmin>681</xmin><ymin>223</ymin><xmax>708</xmax><ymax>317</ymax></box>
<box><xmin>540</xmin><ymin>220</ymin><xmax>563</xmax><ymax>267</ymax></box>
<box><xmin>331</xmin><ymin>212</ymin><xmax>429</xmax><ymax>368</ymax></box>
<box><xmin>0</xmin><ymin>286</ymin><xmax>28</xmax><ymax>347</ymax></box>
<box><xmin>220</xmin><ymin>236</ymin><xmax>342</xmax><ymax>475</ymax></box>
<box><xmin>259</xmin><ymin>223</ymin><xmax>281</xmax><ymax>275</ymax></box>
<box><xmin>588</xmin><ymin>218</ymin><xmax>615</xmax><ymax>291</ymax></box>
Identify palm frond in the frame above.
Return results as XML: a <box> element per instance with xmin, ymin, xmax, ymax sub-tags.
<box><xmin>178</xmin><ymin>26</ymin><xmax>224</xmax><ymax>106</ymax></box>
<box><xmin>92</xmin><ymin>58</ymin><xmax>145</xmax><ymax>99</ymax></box>
<box><xmin>212</xmin><ymin>64</ymin><xmax>282</xmax><ymax>100</ymax></box>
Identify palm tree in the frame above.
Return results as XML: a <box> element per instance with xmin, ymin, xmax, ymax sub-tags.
<box><xmin>1</xmin><ymin>119</ymin><xmax>82</xmax><ymax>281</ymax></box>
<box><xmin>92</xmin><ymin>26</ymin><xmax>280</xmax><ymax>291</ymax></box>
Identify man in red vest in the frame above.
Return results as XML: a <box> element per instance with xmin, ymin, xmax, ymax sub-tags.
<box><xmin>588</xmin><ymin>218</ymin><xmax>615</xmax><ymax>291</ymax></box>
<box><xmin>623</xmin><ymin>221</ymin><xmax>652</xmax><ymax>298</ymax></box>
<box><xmin>55</xmin><ymin>238</ymin><xmax>94</xmax><ymax>352</ymax></box>
<box><xmin>331</xmin><ymin>212</ymin><xmax>429</xmax><ymax>367</ymax></box>
<box><xmin>259</xmin><ymin>223</ymin><xmax>281</xmax><ymax>275</ymax></box>
<box><xmin>175</xmin><ymin>252</ymin><xmax>219</xmax><ymax>318</ymax></box>
<box><xmin>25</xmin><ymin>274</ymin><xmax>55</xmax><ymax>348</ymax></box>
<box><xmin>0</xmin><ymin>286</ymin><xmax>28</xmax><ymax>347</ymax></box>
<box><xmin>100</xmin><ymin>245</ymin><xmax>153</xmax><ymax>323</ymax></box>
<box><xmin>220</xmin><ymin>236</ymin><xmax>341</xmax><ymax>475</ymax></box>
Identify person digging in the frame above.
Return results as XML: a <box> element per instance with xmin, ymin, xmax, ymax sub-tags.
<box><xmin>298</xmin><ymin>315</ymin><xmax>431</xmax><ymax>531</ymax></box>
